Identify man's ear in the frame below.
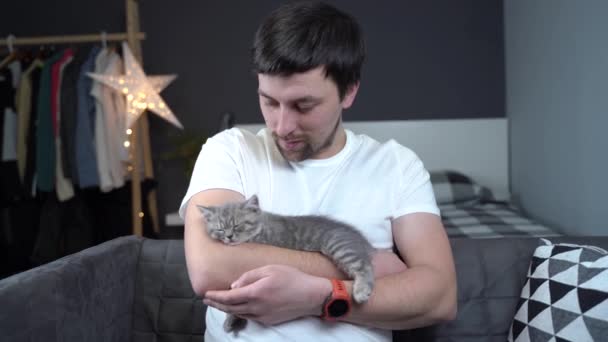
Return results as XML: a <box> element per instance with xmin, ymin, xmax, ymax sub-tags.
<box><xmin>341</xmin><ymin>82</ymin><xmax>360</xmax><ymax>109</ymax></box>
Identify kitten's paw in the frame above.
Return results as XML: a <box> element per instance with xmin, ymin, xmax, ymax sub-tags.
<box><xmin>353</xmin><ymin>283</ymin><xmax>372</xmax><ymax>303</ymax></box>
<box><xmin>223</xmin><ymin>315</ymin><xmax>247</xmax><ymax>334</ymax></box>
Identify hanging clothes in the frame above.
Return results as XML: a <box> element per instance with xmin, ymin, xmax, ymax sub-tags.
<box><xmin>2</xmin><ymin>61</ymin><xmax>20</xmax><ymax>162</ymax></box>
<box><xmin>74</xmin><ymin>46</ymin><xmax>100</xmax><ymax>188</ymax></box>
<box><xmin>16</xmin><ymin>59</ymin><xmax>43</xmax><ymax>185</ymax></box>
<box><xmin>99</xmin><ymin>50</ymin><xmax>127</xmax><ymax>190</ymax></box>
<box><xmin>59</xmin><ymin>47</ymin><xmax>90</xmax><ymax>185</ymax></box>
<box><xmin>0</xmin><ymin>66</ymin><xmax>13</xmax><ymax>165</ymax></box>
<box><xmin>0</xmin><ymin>61</ymin><xmax>24</xmax><ymax>205</ymax></box>
<box><xmin>52</xmin><ymin>48</ymin><xmax>75</xmax><ymax>201</ymax></box>
<box><xmin>23</xmin><ymin>65</ymin><xmax>42</xmax><ymax>197</ymax></box>
<box><xmin>90</xmin><ymin>48</ymin><xmax>114</xmax><ymax>192</ymax></box>
<box><xmin>0</xmin><ymin>43</ymin><xmax>158</xmax><ymax>278</ymax></box>
<box><xmin>1</xmin><ymin>60</ymin><xmax>28</xmax><ymax>278</ymax></box>
<box><xmin>35</xmin><ymin>50</ymin><xmax>64</xmax><ymax>193</ymax></box>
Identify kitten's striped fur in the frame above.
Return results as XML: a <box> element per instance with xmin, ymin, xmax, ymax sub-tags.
<box><xmin>198</xmin><ymin>195</ymin><xmax>375</xmax><ymax>334</ymax></box>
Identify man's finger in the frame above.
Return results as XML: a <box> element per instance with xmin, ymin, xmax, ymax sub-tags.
<box><xmin>205</xmin><ymin>286</ymin><xmax>252</xmax><ymax>305</ymax></box>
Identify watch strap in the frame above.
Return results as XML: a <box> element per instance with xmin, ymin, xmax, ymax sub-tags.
<box><xmin>321</xmin><ymin>278</ymin><xmax>351</xmax><ymax>320</ymax></box>
<box><xmin>330</xmin><ymin>279</ymin><xmax>349</xmax><ymax>299</ymax></box>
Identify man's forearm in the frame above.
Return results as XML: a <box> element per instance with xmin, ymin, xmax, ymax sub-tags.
<box><xmin>341</xmin><ymin>265</ymin><xmax>457</xmax><ymax>330</ymax></box>
<box><xmin>197</xmin><ymin>239</ymin><xmax>343</xmax><ymax>292</ymax></box>
<box><xmin>184</xmin><ymin>202</ymin><xmax>343</xmax><ymax>294</ymax></box>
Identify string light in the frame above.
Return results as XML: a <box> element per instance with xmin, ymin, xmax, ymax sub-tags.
<box><xmin>87</xmin><ymin>42</ymin><xmax>182</xmax><ymax>129</ymax></box>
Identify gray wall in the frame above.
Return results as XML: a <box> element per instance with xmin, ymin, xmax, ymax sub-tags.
<box><xmin>140</xmin><ymin>0</ymin><xmax>504</xmax><ymax>126</ymax></box>
<box><xmin>505</xmin><ymin>0</ymin><xmax>608</xmax><ymax>235</ymax></box>
<box><xmin>2</xmin><ymin>1</ymin><xmax>505</xmax><ymax>229</ymax></box>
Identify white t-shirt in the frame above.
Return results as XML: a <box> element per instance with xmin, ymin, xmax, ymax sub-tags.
<box><xmin>179</xmin><ymin>127</ymin><xmax>440</xmax><ymax>342</ymax></box>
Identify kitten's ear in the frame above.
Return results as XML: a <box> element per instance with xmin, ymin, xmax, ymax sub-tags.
<box><xmin>196</xmin><ymin>205</ymin><xmax>215</xmax><ymax>221</ymax></box>
<box><xmin>244</xmin><ymin>195</ymin><xmax>260</xmax><ymax>210</ymax></box>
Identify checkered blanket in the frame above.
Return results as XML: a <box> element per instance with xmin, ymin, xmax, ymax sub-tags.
<box><xmin>440</xmin><ymin>202</ymin><xmax>561</xmax><ymax>239</ymax></box>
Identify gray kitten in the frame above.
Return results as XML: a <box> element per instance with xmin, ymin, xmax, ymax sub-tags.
<box><xmin>197</xmin><ymin>195</ymin><xmax>375</xmax><ymax>334</ymax></box>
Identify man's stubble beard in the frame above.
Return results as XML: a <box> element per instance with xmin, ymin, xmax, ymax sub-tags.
<box><xmin>274</xmin><ymin>117</ymin><xmax>342</xmax><ymax>162</ymax></box>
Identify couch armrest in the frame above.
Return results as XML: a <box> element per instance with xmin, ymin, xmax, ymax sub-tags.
<box><xmin>0</xmin><ymin>235</ymin><xmax>143</xmax><ymax>342</ymax></box>
<box><xmin>132</xmin><ymin>239</ymin><xmax>206</xmax><ymax>342</ymax></box>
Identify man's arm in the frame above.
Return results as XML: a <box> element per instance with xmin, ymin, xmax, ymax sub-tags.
<box><xmin>340</xmin><ymin>212</ymin><xmax>458</xmax><ymax>329</ymax></box>
<box><xmin>184</xmin><ymin>189</ymin><xmax>346</xmax><ymax>295</ymax></box>
<box><xmin>202</xmin><ymin>211</ymin><xmax>456</xmax><ymax>329</ymax></box>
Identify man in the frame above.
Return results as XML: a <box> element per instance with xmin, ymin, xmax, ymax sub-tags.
<box><xmin>179</xmin><ymin>2</ymin><xmax>457</xmax><ymax>341</ymax></box>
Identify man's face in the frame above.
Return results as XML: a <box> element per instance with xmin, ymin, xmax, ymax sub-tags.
<box><xmin>258</xmin><ymin>66</ymin><xmax>358</xmax><ymax>162</ymax></box>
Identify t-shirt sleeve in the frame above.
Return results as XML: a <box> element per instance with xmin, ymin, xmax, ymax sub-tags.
<box><xmin>178</xmin><ymin>130</ymin><xmax>245</xmax><ymax>218</ymax></box>
<box><xmin>392</xmin><ymin>146</ymin><xmax>440</xmax><ymax>218</ymax></box>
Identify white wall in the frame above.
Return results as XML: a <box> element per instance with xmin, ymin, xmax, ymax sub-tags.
<box><xmin>505</xmin><ymin>0</ymin><xmax>608</xmax><ymax>235</ymax></box>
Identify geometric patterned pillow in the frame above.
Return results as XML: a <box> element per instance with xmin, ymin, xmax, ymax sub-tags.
<box><xmin>508</xmin><ymin>239</ymin><xmax>608</xmax><ymax>342</ymax></box>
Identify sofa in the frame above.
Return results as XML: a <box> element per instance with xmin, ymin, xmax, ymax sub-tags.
<box><xmin>1</xmin><ymin>235</ymin><xmax>606</xmax><ymax>341</ymax></box>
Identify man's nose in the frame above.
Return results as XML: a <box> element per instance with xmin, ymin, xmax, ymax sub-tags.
<box><xmin>275</xmin><ymin>107</ymin><xmax>297</xmax><ymax>137</ymax></box>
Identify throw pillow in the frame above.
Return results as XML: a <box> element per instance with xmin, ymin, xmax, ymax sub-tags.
<box><xmin>508</xmin><ymin>239</ymin><xmax>608</xmax><ymax>342</ymax></box>
<box><xmin>430</xmin><ymin>170</ymin><xmax>493</xmax><ymax>205</ymax></box>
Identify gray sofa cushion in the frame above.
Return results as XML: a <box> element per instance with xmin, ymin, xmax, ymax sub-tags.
<box><xmin>131</xmin><ymin>237</ymin><xmax>608</xmax><ymax>342</ymax></box>
<box><xmin>132</xmin><ymin>239</ymin><xmax>206</xmax><ymax>342</ymax></box>
<box><xmin>0</xmin><ymin>235</ymin><xmax>141</xmax><ymax>342</ymax></box>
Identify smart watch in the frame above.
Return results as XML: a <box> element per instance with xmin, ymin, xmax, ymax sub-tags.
<box><xmin>321</xmin><ymin>279</ymin><xmax>351</xmax><ymax>320</ymax></box>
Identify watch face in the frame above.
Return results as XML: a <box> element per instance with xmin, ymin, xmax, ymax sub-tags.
<box><xmin>328</xmin><ymin>299</ymin><xmax>349</xmax><ymax>317</ymax></box>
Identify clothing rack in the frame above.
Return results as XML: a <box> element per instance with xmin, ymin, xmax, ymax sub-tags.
<box><xmin>0</xmin><ymin>32</ymin><xmax>145</xmax><ymax>47</ymax></box>
<box><xmin>0</xmin><ymin>0</ymin><xmax>159</xmax><ymax>237</ymax></box>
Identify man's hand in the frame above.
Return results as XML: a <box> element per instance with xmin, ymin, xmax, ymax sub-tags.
<box><xmin>203</xmin><ymin>265</ymin><xmax>331</xmax><ymax>326</ymax></box>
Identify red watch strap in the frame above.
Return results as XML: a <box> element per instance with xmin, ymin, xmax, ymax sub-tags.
<box><xmin>322</xmin><ymin>279</ymin><xmax>351</xmax><ymax>320</ymax></box>
<box><xmin>331</xmin><ymin>279</ymin><xmax>349</xmax><ymax>299</ymax></box>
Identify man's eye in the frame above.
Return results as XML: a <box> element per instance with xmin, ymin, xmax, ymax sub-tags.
<box><xmin>297</xmin><ymin>107</ymin><xmax>312</xmax><ymax>113</ymax></box>
<box><xmin>295</xmin><ymin>103</ymin><xmax>315</xmax><ymax>113</ymax></box>
<box><xmin>264</xmin><ymin>100</ymin><xmax>279</xmax><ymax>108</ymax></box>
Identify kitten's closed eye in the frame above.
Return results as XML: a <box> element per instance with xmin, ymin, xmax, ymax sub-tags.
<box><xmin>208</xmin><ymin>226</ymin><xmax>225</xmax><ymax>239</ymax></box>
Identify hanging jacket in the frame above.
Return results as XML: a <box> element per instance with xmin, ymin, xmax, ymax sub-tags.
<box><xmin>35</xmin><ymin>50</ymin><xmax>64</xmax><ymax>192</ymax></box>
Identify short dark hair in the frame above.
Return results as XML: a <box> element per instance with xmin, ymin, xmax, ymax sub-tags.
<box><xmin>252</xmin><ymin>1</ymin><xmax>365</xmax><ymax>99</ymax></box>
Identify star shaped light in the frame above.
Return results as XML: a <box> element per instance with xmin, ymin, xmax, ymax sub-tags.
<box><xmin>88</xmin><ymin>42</ymin><xmax>183</xmax><ymax>129</ymax></box>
